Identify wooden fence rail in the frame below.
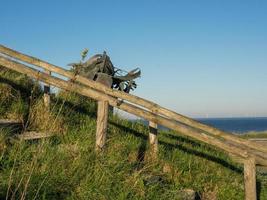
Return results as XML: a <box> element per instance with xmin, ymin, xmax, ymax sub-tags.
<box><xmin>0</xmin><ymin>44</ymin><xmax>266</xmax><ymax>200</ymax></box>
<box><xmin>0</xmin><ymin>45</ymin><xmax>266</xmax><ymax>155</ymax></box>
<box><xmin>2</xmin><ymin>55</ymin><xmax>266</xmax><ymax>163</ymax></box>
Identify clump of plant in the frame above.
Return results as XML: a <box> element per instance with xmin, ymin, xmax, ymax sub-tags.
<box><xmin>26</xmin><ymin>99</ymin><xmax>65</xmax><ymax>134</ymax></box>
<box><xmin>0</xmin><ymin>66</ymin><xmax>42</xmax><ymax>121</ymax></box>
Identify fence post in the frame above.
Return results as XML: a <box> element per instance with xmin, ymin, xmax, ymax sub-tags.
<box><xmin>244</xmin><ymin>157</ymin><xmax>256</xmax><ymax>200</ymax></box>
<box><xmin>96</xmin><ymin>100</ymin><xmax>109</xmax><ymax>152</ymax></box>
<box><xmin>43</xmin><ymin>70</ymin><xmax>51</xmax><ymax>108</ymax></box>
<box><xmin>149</xmin><ymin>121</ymin><xmax>158</xmax><ymax>159</ymax></box>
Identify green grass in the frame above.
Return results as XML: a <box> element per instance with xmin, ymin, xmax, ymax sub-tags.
<box><xmin>0</xmin><ymin>68</ymin><xmax>266</xmax><ymax>199</ymax></box>
<box><xmin>242</xmin><ymin>131</ymin><xmax>267</xmax><ymax>139</ymax></box>
<box><xmin>0</xmin><ymin>66</ymin><xmax>42</xmax><ymax>121</ymax></box>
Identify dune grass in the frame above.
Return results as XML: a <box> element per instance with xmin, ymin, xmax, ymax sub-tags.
<box><xmin>242</xmin><ymin>131</ymin><xmax>267</xmax><ymax>139</ymax></box>
<box><xmin>0</xmin><ymin>68</ymin><xmax>266</xmax><ymax>199</ymax></box>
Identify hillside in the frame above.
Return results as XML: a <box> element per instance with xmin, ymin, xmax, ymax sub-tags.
<box><xmin>0</xmin><ymin>68</ymin><xmax>266</xmax><ymax>200</ymax></box>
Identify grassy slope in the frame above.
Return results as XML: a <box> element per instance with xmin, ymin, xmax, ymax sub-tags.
<box><xmin>0</xmin><ymin>69</ymin><xmax>266</xmax><ymax>200</ymax></box>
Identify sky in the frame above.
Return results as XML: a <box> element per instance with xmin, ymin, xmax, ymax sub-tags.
<box><xmin>1</xmin><ymin>0</ymin><xmax>267</xmax><ymax>118</ymax></box>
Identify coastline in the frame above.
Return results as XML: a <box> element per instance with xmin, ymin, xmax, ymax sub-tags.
<box><xmin>136</xmin><ymin>118</ymin><xmax>267</xmax><ymax>134</ymax></box>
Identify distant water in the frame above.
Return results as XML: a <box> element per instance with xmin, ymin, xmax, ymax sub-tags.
<box><xmin>138</xmin><ymin>117</ymin><xmax>267</xmax><ymax>134</ymax></box>
<box><xmin>197</xmin><ymin>117</ymin><xmax>267</xmax><ymax>134</ymax></box>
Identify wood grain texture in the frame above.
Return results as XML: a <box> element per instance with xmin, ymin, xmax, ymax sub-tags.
<box><xmin>244</xmin><ymin>158</ymin><xmax>256</xmax><ymax>200</ymax></box>
<box><xmin>149</xmin><ymin>121</ymin><xmax>158</xmax><ymax>159</ymax></box>
<box><xmin>17</xmin><ymin>131</ymin><xmax>54</xmax><ymax>140</ymax></box>
<box><xmin>96</xmin><ymin>101</ymin><xmax>109</xmax><ymax>151</ymax></box>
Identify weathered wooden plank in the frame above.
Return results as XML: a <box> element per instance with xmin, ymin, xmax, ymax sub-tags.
<box><xmin>17</xmin><ymin>131</ymin><xmax>54</xmax><ymax>140</ymax></box>
<box><xmin>229</xmin><ymin>153</ymin><xmax>246</xmax><ymax>164</ymax></box>
<box><xmin>229</xmin><ymin>154</ymin><xmax>267</xmax><ymax>174</ymax></box>
<box><xmin>0</xmin><ymin>119</ymin><xmax>21</xmax><ymax>124</ymax></box>
<box><xmin>2</xmin><ymin>56</ymin><xmax>267</xmax><ymax>166</ymax></box>
<box><xmin>244</xmin><ymin>158</ymin><xmax>256</xmax><ymax>200</ymax></box>
<box><xmin>249</xmin><ymin>138</ymin><xmax>267</xmax><ymax>145</ymax></box>
<box><xmin>0</xmin><ymin>119</ymin><xmax>22</xmax><ymax>130</ymax></box>
<box><xmin>1</xmin><ymin>44</ymin><xmax>266</xmax><ymax>154</ymax></box>
<box><xmin>149</xmin><ymin>121</ymin><xmax>158</xmax><ymax>159</ymax></box>
<box><xmin>96</xmin><ymin>101</ymin><xmax>109</xmax><ymax>152</ymax></box>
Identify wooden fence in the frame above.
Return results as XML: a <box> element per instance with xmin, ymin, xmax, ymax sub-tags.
<box><xmin>0</xmin><ymin>44</ymin><xmax>266</xmax><ymax>200</ymax></box>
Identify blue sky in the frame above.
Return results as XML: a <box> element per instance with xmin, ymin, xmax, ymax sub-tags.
<box><xmin>1</xmin><ymin>0</ymin><xmax>267</xmax><ymax>118</ymax></box>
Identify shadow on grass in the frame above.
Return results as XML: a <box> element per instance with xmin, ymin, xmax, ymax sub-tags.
<box><xmin>0</xmin><ymin>121</ymin><xmax>23</xmax><ymax>136</ymax></box>
<box><xmin>137</xmin><ymin>139</ymin><xmax>147</xmax><ymax>163</ymax></box>
<box><xmin>257</xmin><ymin>181</ymin><xmax>262</xmax><ymax>200</ymax></box>
<box><xmin>110</xmin><ymin>121</ymin><xmax>267</xmax><ymax>198</ymax></box>
<box><xmin>0</xmin><ymin>76</ymin><xmax>42</xmax><ymax>124</ymax></box>
<box><xmin>53</xmin><ymin>97</ymin><xmax>97</xmax><ymax>119</ymax></box>
<box><xmin>109</xmin><ymin>121</ymin><xmax>243</xmax><ymax>174</ymax></box>
<box><xmin>0</xmin><ymin>77</ymin><xmax>38</xmax><ymax>99</ymax></box>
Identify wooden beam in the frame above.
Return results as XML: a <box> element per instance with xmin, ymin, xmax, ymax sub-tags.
<box><xmin>0</xmin><ymin>119</ymin><xmax>22</xmax><ymax>130</ymax></box>
<box><xmin>1</xmin><ymin>44</ymin><xmax>266</xmax><ymax>154</ymax></box>
<box><xmin>0</xmin><ymin>119</ymin><xmax>21</xmax><ymax>125</ymax></box>
<box><xmin>17</xmin><ymin>131</ymin><xmax>54</xmax><ymax>140</ymax></box>
<box><xmin>249</xmin><ymin>138</ymin><xmax>267</xmax><ymax>145</ymax></box>
<box><xmin>244</xmin><ymin>158</ymin><xmax>256</xmax><ymax>200</ymax></box>
<box><xmin>149</xmin><ymin>121</ymin><xmax>158</xmax><ymax>159</ymax></box>
<box><xmin>2</xmin><ymin>56</ymin><xmax>267</xmax><ymax>166</ymax></box>
<box><xmin>96</xmin><ymin>101</ymin><xmax>109</xmax><ymax>152</ymax></box>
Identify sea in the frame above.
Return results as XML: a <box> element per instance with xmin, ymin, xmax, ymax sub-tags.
<box><xmin>197</xmin><ymin>117</ymin><xmax>267</xmax><ymax>134</ymax></box>
<box><xmin>138</xmin><ymin>117</ymin><xmax>267</xmax><ymax>134</ymax></box>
